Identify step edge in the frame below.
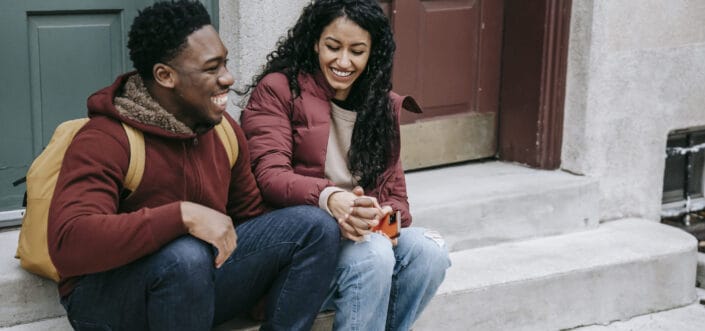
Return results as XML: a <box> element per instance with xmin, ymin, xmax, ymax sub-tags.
<box><xmin>438</xmin><ymin>245</ymin><xmax>696</xmax><ymax>295</ymax></box>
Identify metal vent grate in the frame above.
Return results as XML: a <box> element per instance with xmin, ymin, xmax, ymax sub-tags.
<box><xmin>662</xmin><ymin>127</ymin><xmax>705</xmax><ymax>252</ymax></box>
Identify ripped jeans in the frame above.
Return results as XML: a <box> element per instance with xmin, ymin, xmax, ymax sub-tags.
<box><xmin>320</xmin><ymin>227</ymin><xmax>451</xmax><ymax>331</ymax></box>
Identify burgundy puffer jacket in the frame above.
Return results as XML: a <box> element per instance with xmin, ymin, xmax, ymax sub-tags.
<box><xmin>240</xmin><ymin>71</ymin><xmax>421</xmax><ymax>226</ymax></box>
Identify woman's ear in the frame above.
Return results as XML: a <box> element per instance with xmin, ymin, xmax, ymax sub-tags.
<box><xmin>314</xmin><ymin>41</ymin><xmax>319</xmax><ymax>54</ymax></box>
<box><xmin>153</xmin><ymin>63</ymin><xmax>176</xmax><ymax>89</ymax></box>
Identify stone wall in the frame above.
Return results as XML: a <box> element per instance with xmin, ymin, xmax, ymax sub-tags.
<box><xmin>219</xmin><ymin>0</ymin><xmax>310</xmax><ymax>119</ymax></box>
<box><xmin>562</xmin><ymin>0</ymin><xmax>705</xmax><ymax>221</ymax></box>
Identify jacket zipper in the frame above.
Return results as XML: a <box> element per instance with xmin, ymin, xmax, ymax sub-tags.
<box><xmin>183</xmin><ymin>138</ymin><xmax>203</xmax><ymax>202</ymax></box>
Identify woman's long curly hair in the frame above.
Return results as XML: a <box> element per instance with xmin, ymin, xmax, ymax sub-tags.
<box><xmin>240</xmin><ymin>0</ymin><xmax>396</xmax><ymax>189</ymax></box>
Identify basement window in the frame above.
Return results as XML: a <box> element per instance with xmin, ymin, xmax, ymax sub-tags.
<box><xmin>661</xmin><ymin>127</ymin><xmax>705</xmax><ymax>252</ymax></box>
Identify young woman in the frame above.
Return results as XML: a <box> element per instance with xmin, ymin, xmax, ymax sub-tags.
<box><xmin>240</xmin><ymin>1</ymin><xmax>450</xmax><ymax>329</ymax></box>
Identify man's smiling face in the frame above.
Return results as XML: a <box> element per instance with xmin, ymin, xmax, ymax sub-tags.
<box><xmin>168</xmin><ymin>25</ymin><xmax>233</xmax><ymax>131</ymax></box>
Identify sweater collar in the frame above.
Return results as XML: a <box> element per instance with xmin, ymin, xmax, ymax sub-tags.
<box><xmin>114</xmin><ymin>75</ymin><xmax>194</xmax><ymax>135</ymax></box>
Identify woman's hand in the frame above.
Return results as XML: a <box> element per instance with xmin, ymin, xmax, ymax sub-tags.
<box><xmin>354</xmin><ymin>187</ymin><xmax>398</xmax><ymax>246</ymax></box>
<box><xmin>328</xmin><ymin>187</ymin><xmax>383</xmax><ymax>241</ymax></box>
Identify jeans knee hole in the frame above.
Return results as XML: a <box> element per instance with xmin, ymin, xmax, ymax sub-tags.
<box><xmin>423</xmin><ymin>229</ymin><xmax>446</xmax><ymax>249</ymax></box>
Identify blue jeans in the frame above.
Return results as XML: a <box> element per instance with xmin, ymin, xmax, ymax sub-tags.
<box><xmin>60</xmin><ymin>206</ymin><xmax>339</xmax><ymax>331</ymax></box>
<box><xmin>320</xmin><ymin>227</ymin><xmax>451</xmax><ymax>331</ymax></box>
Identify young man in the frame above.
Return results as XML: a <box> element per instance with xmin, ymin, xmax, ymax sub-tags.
<box><xmin>47</xmin><ymin>1</ymin><xmax>339</xmax><ymax>330</ymax></box>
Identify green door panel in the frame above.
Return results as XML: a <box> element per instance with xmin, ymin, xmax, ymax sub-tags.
<box><xmin>28</xmin><ymin>13</ymin><xmax>125</xmax><ymax>154</ymax></box>
<box><xmin>0</xmin><ymin>0</ymin><xmax>219</xmax><ymax>223</ymax></box>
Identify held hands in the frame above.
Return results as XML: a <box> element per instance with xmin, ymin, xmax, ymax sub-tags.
<box><xmin>180</xmin><ymin>201</ymin><xmax>237</xmax><ymax>268</ymax></box>
<box><xmin>328</xmin><ymin>186</ymin><xmax>395</xmax><ymax>244</ymax></box>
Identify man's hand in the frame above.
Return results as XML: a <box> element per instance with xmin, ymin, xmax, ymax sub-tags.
<box><xmin>328</xmin><ymin>187</ymin><xmax>383</xmax><ymax>242</ymax></box>
<box><xmin>180</xmin><ymin>201</ymin><xmax>237</xmax><ymax>268</ymax></box>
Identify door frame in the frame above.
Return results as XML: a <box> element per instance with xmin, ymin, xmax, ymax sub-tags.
<box><xmin>498</xmin><ymin>0</ymin><xmax>572</xmax><ymax>169</ymax></box>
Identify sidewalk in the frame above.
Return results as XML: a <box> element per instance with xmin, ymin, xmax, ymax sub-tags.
<box><xmin>570</xmin><ymin>288</ymin><xmax>705</xmax><ymax>331</ymax></box>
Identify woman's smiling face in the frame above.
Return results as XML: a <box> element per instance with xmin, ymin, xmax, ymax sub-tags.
<box><xmin>315</xmin><ymin>16</ymin><xmax>371</xmax><ymax>101</ymax></box>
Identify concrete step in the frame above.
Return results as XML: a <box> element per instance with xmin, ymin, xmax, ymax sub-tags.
<box><xmin>0</xmin><ymin>317</ymin><xmax>70</xmax><ymax>331</ymax></box>
<box><xmin>568</xmin><ymin>288</ymin><xmax>705</xmax><ymax>331</ymax></box>
<box><xmin>5</xmin><ymin>261</ymin><xmax>700</xmax><ymax>331</ymax></box>
<box><xmin>413</xmin><ymin>218</ymin><xmax>698</xmax><ymax>331</ymax></box>
<box><xmin>0</xmin><ymin>219</ymin><xmax>697</xmax><ymax>331</ymax></box>
<box><xmin>0</xmin><ymin>230</ymin><xmax>63</xmax><ymax>328</ymax></box>
<box><xmin>406</xmin><ymin>161</ymin><xmax>600</xmax><ymax>251</ymax></box>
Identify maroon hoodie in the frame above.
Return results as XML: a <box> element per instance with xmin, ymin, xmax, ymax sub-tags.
<box><xmin>48</xmin><ymin>73</ymin><xmax>267</xmax><ymax>297</ymax></box>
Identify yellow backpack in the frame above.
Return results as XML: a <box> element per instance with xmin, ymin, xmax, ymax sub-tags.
<box><xmin>15</xmin><ymin>118</ymin><xmax>239</xmax><ymax>282</ymax></box>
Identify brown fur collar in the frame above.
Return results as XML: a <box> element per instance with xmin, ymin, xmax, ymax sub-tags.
<box><xmin>114</xmin><ymin>75</ymin><xmax>193</xmax><ymax>135</ymax></box>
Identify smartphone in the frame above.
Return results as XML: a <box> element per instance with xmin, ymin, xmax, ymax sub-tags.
<box><xmin>372</xmin><ymin>210</ymin><xmax>400</xmax><ymax>239</ymax></box>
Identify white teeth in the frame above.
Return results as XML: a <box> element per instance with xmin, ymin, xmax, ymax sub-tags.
<box><xmin>211</xmin><ymin>94</ymin><xmax>228</xmax><ymax>107</ymax></box>
<box><xmin>331</xmin><ymin>68</ymin><xmax>353</xmax><ymax>77</ymax></box>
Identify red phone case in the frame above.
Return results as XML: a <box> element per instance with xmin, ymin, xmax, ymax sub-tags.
<box><xmin>372</xmin><ymin>211</ymin><xmax>400</xmax><ymax>239</ymax></box>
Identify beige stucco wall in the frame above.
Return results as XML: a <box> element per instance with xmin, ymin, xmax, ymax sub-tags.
<box><xmin>219</xmin><ymin>0</ymin><xmax>310</xmax><ymax>119</ymax></box>
<box><xmin>562</xmin><ymin>0</ymin><xmax>705</xmax><ymax>221</ymax></box>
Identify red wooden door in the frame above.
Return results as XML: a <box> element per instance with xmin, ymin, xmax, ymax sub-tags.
<box><xmin>382</xmin><ymin>0</ymin><xmax>503</xmax><ymax>169</ymax></box>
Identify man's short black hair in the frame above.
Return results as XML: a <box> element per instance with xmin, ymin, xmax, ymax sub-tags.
<box><xmin>128</xmin><ymin>0</ymin><xmax>211</xmax><ymax>80</ymax></box>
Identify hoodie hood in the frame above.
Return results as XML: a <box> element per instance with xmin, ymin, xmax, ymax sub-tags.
<box><xmin>87</xmin><ymin>72</ymin><xmax>197</xmax><ymax>139</ymax></box>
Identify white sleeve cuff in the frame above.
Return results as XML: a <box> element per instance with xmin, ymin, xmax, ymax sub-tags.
<box><xmin>319</xmin><ymin>186</ymin><xmax>346</xmax><ymax>216</ymax></box>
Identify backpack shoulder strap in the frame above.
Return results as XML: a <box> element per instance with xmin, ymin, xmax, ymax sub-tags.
<box><xmin>122</xmin><ymin>123</ymin><xmax>144</xmax><ymax>193</ymax></box>
<box><xmin>214</xmin><ymin>118</ymin><xmax>239</xmax><ymax>168</ymax></box>
<box><xmin>120</xmin><ymin>119</ymin><xmax>234</xmax><ymax>195</ymax></box>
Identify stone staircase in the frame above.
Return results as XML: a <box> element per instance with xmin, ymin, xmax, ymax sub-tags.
<box><xmin>0</xmin><ymin>161</ymin><xmax>699</xmax><ymax>330</ymax></box>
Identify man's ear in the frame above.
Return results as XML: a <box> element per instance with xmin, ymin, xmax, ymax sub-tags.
<box><xmin>153</xmin><ymin>63</ymin><xmax>176</xmax><ymax>89</ymax></box>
